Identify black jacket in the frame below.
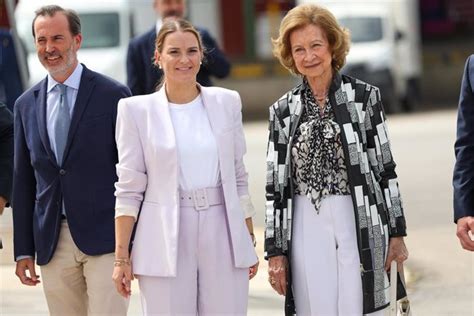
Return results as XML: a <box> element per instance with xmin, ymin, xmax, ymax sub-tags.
<box><xmin>264</xmin><ymin>73</ymin><xmax>407</xmax><ymax>314</ymax></box>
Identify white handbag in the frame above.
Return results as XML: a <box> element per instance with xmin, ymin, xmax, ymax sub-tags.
<box><xmin>388</xmin><ymin>261</ymin><xmax>412</xmax><ymax>316</ymax></box>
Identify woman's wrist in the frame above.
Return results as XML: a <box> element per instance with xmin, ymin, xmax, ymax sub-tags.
<box><xmin>114</xmin><ymin>258</ymin><xmax>131</xmax><ymax>267</ymax></box>
<box><xmin>250</xmin><ymin>233</ymin><xmax>256</xmax><ymax>247</ymax></box>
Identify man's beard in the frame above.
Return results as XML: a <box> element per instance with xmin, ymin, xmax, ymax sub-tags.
<box><xmin>43</xmin><ymin>46</ymin><xmax>76</xmax><ymax>77</ymax></box>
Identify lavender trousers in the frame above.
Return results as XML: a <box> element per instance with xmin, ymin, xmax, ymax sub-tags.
<box><xmin>137</xmin><ymin>198</ymin><xmax>249</xmax><ymax>315</ymax></box>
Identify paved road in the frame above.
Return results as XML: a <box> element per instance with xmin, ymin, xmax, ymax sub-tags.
<box><xmin>1</xmin><ymin>109</ymin><xmax>473</xmax><ymax>315</ymax></box>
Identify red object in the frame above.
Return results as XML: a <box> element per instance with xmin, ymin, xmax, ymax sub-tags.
<box><xmin>0</xmin><ymin>0</ymin><xmax>19</xmax><ymax>28</ymax></box>
<box><xmin>220</xmin><ymin>0</ymin><xmax>245</xmax><ymax>57</ymax></box>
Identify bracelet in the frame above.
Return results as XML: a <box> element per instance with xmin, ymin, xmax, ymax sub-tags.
<box><xmin>114</xmin><ymin>258</ymin><xmax>131</xmax><ymax>267</ymax></box>
<box><xmin>250</xmin><ymin>233</ymin><xmax>256</xmax><ymax>247</ymax></box>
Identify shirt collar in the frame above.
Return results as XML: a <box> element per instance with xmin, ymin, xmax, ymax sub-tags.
<box><xmin>47</xmin><ymin>63</ymin><xmax>84</xmax><ymax>93</ymax></box>
<box><xmin>155</xmin><ymin>19</ymin><xmax>163</xmax><ymax>34</ymax></box>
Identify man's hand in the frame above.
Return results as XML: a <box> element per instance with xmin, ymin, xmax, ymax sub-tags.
<box><xmin>15</xmin><ymin>258</ymin><xmax>41</xmax><ymax>286</ymax></box>
<box><xmin>0</xmin><ymin>196</ymin><xmax>7</xmax><ymax>215</ymax></box>
<box><xmin>456</xmin><ymin>216</ymin><xmax>474</xmax><ymax>251</ymax></box>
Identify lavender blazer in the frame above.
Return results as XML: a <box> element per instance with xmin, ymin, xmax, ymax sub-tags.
<box><xmin>114</xmin><ymin>85</ymin><xmax>257</xmax><ymax>276</ymax></box>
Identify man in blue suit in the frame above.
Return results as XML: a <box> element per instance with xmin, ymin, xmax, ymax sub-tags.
<box><xmin>454</xmin><ymin>54</ymin><xmax>474</xmax><ymax>252</ymax></box>
<box><xmin>127</xmin><ymin>0</ymin><xmax>231</xmax><ymax>95</ymax></box>
<box><xmin>13</xmin><ymin>5</ymin><xmax>130</xmax><ymax>314</ymax></box>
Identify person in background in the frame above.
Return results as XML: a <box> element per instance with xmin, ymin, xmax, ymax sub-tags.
<box><xmin>12</xmin><ymin>5</ymin><xmax>130</xmax><ymax>315</ymax></box>
<box><xmin>453</xmin><ymin>54</ymin><xmax>474</xmax><ymax>251</ymax></box>
<box><xmin>126</xmin><ymin>0</ymin><xmax>230</xmax><ymax>95</ymax></box>
<box><xmin>113</xmin><ymin>18</ymin><xmax>258</xmax><ymax>315</ymax></box>
<box><xmin>0</xmin><ymin>28</ymin><xmax>25</xmax><ymax>111</ymax></box>
<box><xmin>264</xmin><ymin>4</ymin><xmax>408</xmax><ymax>315</ymax></box>
<box><xmin>0</xmin><ymin>102</ymin><xmax>13</xmax><ymax>249</ymax></box>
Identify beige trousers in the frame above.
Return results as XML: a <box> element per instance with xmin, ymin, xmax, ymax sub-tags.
<box><xmin>40</xmin><ymin>221</ymin><xmax>128</xmax><ymax>316</ymax></box>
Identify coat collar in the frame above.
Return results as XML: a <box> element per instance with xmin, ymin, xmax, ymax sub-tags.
<box><xmin>34</xmin><ymin>64</ymin><xmax>96</xmax><ymax>166</ymax></box>
<box><xmin>277</xmin><ymin>72</ymin><xmax>350</xmax><ymax>140</ymax></box>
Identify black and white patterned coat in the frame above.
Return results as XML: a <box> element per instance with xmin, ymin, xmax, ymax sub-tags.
<box><xmin>264</xmin><ymin>73</ymin><xmax>407</xmax><ymax>315</ymax></box>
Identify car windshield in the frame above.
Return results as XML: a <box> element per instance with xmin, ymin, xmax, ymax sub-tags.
<box><xmin>338</xmin><ymin>17</ymin><xmax>383</xmax><ymax>43</ymax></box>
<box><xmin>19</xmin><ymin>12</ymin><xmax>120</xmax><ymax>52</ymax></box>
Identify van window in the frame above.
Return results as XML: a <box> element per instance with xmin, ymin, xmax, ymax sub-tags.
<box><xmin>18</xmin><ymin>12</ymin><xmax>120</xmax><ymax>52</ymax></box>
<box><xmin>80</xmin><ymin>13</ymin><xmax>120</xmax><ymax>48</ymax></box>
<box><xmin>339</xmin><ymin>17</ymin><xmax>383</xmax><ymax>43</ymax></box>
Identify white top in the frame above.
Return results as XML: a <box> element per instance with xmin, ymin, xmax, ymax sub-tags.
<box><xmin>168</xmin><ymin>94</ymin><xmax>220</xmax><ymax>191</ymax></box>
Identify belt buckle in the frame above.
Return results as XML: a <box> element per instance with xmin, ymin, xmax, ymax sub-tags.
<box><xmin>192</xmin><ymin>188</ymin><xmax>209</xmax><ymax>211</ymax></box>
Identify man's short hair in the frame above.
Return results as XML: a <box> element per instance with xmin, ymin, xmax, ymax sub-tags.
<box><xmin>32</xmin><ymin>5</ymin><xmax>81</xmax><ymax>38</ymax></box>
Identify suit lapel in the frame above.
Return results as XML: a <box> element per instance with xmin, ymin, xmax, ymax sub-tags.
<box><xmin>200</xmin><ymin>86</ymin><xmax>229</xmax><ymax>179</ymax></box>
<box><xmin>62</xmin><ymin>66</ymin><xmax>96</xmax><ymax>163</ymax></box>
<box><xmin>200</xmin><ymin>86</ymin><xmax>220</xmax><ymax>133</ymax></box>
<box><xmin>35</xmin><ymin>78</ymin><xmax>57</xmax><ymax>164</ymax></box>
<box><xmin>155</xmin><ymin>85</ymin><xmax>177</xmax><ymax>149</ymax></box>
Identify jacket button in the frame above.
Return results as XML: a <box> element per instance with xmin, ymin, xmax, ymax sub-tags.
<box><xmin>59</xmin><ymin>169</ymin><xmax>66</xmax><ymax>176</ymax></box>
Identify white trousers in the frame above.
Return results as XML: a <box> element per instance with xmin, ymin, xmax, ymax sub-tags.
<box><xmin>137</xmin><ymin>202</ymin><xmax>249</xmax><ymax>315</ymax></box>
<box><xmin>291</xmin><ymin>195</ymin><xmax>384</xmax><ymax>316</ymax></box>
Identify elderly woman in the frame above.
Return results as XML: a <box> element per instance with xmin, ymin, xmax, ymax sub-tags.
<box><xmin>264</xmin><ymin>4</ymin><xmax>409</xmax><ymax>316</ymax></box>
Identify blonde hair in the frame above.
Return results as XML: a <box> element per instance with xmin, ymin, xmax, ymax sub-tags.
<box><xmin>153</xmin><ymin>19</ymin><xmax>203</xmax><ymax>89</ymax></box>
<box><xmin>154</xmin><ymin>18</ymin><xmax>203</xmax><ymax>58</ymax></box>
<box><xmin>272</xmin><ymin>4</ymin><xmax>350</xmax><ymax>75</ymax></box>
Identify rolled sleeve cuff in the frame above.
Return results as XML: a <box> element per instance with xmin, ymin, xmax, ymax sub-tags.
<box><xmin>240</xmin><ymin>194</ymin><xmax>256</xmax><ymax>218</ymax></box>
<box><xmin>114</xmin><ymin>199</ymin><xmax>140</xmax><ymax>221</ymax></box>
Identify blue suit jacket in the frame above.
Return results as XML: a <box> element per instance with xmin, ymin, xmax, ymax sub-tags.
<box><xmin>0</xmin><ymin>29</ymin><xmax>24</xmax><ymax>111</ymax></box>
<box><xmin>454</xmin><ymin>54</ymin><xmax>474</xmax><ymax>222</ymax></box>
<box><xmin>12</xmin><ymin>65</ymin><xmax>131</xmax><ymax>265</ymax></box>
<box><xmin>0</xmin><ymin>103</ymin><xmax>13</xmax><ymax>204</ymax></box>
<box><xmin>126</xmin><ymin>27</ymin><xmax>231</xmax><ymax>95</ymax></box>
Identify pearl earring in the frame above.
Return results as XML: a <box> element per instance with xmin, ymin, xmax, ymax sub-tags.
<box><xmin>158</xmin><ymin>63</ymin><xmax>162</xmax><ymax>69</ymax></box>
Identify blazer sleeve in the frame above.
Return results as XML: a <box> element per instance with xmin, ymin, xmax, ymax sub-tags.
<box><xmin>201</xmin><ymin>30</ymin><xmax>231</xmax><ymax>79</ymax></box>
<box><xmin>126</xmin><ymin>41</ymin><xmax>145</xmax><ymax>96</ymax></box>
<box><xmin>232</xmin><ymin>92</ymin><xmax>255</xmax><ymax>218</ymax></box>
<box><xmin>365</xmin><ymin>87</ymin><xmax>407</xmax><ymax>237</ymax></box>
<box><xmin>114</xmin><ymin>99</ymin><xmax>147</xmax><ymax>220</ymax></box>
<box><xmin>0</xmin><ymin>104</ymin><xmax>13</xmax><ymax>204</ymax></box>
<box><xmin>264</xmin><ymin>103</ymin><xmax>286</xmax><ymax>259</ymax></box>
<box><xmin>453</xmin><ymin>55</ymin><xmax>474</xmax><ymax>222</ymax></box>
<box><xmin>12</xmin><ymin>103</ymin><xmax>37</xmax><ymax>258</ymax></box>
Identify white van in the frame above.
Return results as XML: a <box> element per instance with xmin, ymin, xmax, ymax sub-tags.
<box><xmin>297</xmin><ymin>0</ymin><xmax>422</xmax><ymax>112</ymax></box>
<box><xmin>15</xmin><ymin>0</ymin><xmax>155</xmax><ymax>86</ymax></box>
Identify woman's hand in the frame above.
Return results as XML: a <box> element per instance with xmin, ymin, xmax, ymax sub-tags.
<box><xmin>385</xmin><ymin>237</ymin><xmax>409</xmax><ymax>271</ymax></box>
<box><xmin>268</xmin><ymin>255</ymin><xmax>288</xmax><ymax>296</ymax></box>
<box><xmin>249</xmin><ymin>259</ymin><xmax>259</xmax><ymax>280</ymax></box>
<box><xmin>112</xmin><ymin>261</ymin><xmax>134</xmax><ymax>298</ymax></box>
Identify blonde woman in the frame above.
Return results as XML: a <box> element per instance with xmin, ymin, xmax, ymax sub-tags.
<box><xmin>112</xmin><ymin>19</ymin><xmax>259</xmax><ymax>315</ymax></box>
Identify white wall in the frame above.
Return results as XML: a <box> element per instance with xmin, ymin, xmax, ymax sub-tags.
<box><xmin>187</xmin><ymin>0</ymin><xmax>222</xmax><ymax>46</ymax></box>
